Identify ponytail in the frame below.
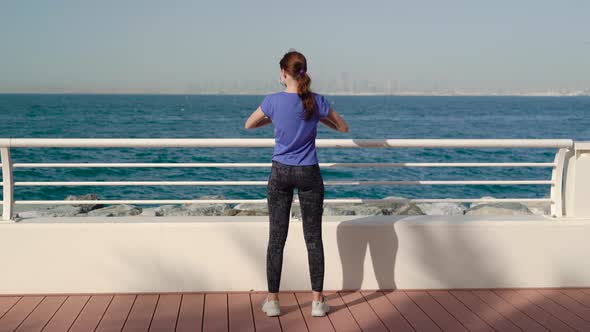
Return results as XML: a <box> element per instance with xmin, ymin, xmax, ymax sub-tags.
<box><xmin>297</xmin><ymin>73</ymin><xmax>317</xmax><ymax>121</ymax></box>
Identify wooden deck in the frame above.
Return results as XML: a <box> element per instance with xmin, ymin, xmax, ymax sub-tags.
<box><xmin>2</xmin><ymin>289</ymin><xmax>590</xmax><ymax>331</ymax></box>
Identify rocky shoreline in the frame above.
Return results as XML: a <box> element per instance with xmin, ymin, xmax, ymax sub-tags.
<box><xmin>6</xmin><ymin>193</ymin><xmax>551</xmax><ymax>218</ymax></box>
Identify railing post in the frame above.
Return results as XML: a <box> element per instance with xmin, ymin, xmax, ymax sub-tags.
<box><xmin>550</xmin><ymin>147</ymin><xmax>573</xmax><ymax>217</ymax></box>
<box><xmin>1</xmin><ymin>147</ymin><xmax>14</xmax><ymax>222</ymax></box>
<box><xmin>563</xmin><ymin>141</ymin><xmax>590</xmax><ymax>218</ymax></box>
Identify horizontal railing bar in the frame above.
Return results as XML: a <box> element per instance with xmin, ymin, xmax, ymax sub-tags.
<box><xmin>14</xmin><ymin>198</ymin><xmax>553</xmax><ymax>205</ymax></box>
<box><xmin>11</xmin><ymin>162</ymin><xmax>557</xmax><ymax>168</ymax></box>
<box><xmin>1</xmin><ymin>138</ymin><xmax>574</xmax><ymax>148</ymax></box>
<box><xmin>14</xmin><ymin>180</ymin><xmax>553</xmax><ymax>186</ymax></box>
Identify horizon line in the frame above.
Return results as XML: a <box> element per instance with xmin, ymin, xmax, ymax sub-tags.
<box><xmin>1</xmin><ymin>92</ymin><xmax>589</xmax><ymax>97</ymax></box>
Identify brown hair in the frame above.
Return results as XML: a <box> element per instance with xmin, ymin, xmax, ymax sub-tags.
<box><xmin>279</xmin><ymin>50</ymin><xmax>317</xmax><ymax>120</ymax></box>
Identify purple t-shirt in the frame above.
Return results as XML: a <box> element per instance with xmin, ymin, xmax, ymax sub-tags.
<box><xmin>260</xmin><ymin>91</ymin><xmax>331</xmax><ymax>166</ymax></box>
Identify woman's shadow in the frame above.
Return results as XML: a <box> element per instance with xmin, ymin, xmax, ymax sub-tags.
<box><xmin>336</xmin><ymin>215</ymin><xmax>399</xmax><ymax>290</ymax></box>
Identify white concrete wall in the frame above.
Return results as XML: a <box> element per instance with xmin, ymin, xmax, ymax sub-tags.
<box><xmin>1</xmin><ymin>215</ymin><xmax>590</xmax><ymax>295</ymax></box>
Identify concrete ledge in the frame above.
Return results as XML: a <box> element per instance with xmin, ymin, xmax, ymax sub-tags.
<box><xmin>1</xmin><ymin>215</ymin><xmax>589</xmax><ymax>294</ymax></box>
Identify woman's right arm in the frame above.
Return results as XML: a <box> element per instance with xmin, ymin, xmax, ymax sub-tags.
<box><xmin>320</xmin><ymin>108</ymin><xmax>349</xmax><ymax>132</ymax></box>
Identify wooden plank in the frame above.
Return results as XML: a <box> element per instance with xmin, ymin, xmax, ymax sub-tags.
<box><xmin>149</xmin><ymin>294</ymin><xmax>181</xmax><ymax>332</ymax></box>
<box><xmin>176</xmin><ymin>293</ymin><xmax>205</xmax><ymax>332</ymax></box>
<box><xmin>383</xmin><ymin>290</ymin><xmax>441</xmax><ymax>331</ymax></box>
<box><xmin>278</xmin><ymin>292</ymin><xmax>308</xmax><ymax>332</ymax></box>
<box><xmin>250</xmin><ymin>293</ymin><xmax>282</xmax><ymax>332</ymax></box>
<box><xmin>322</xmin><ymin>291</ymin><xmax>360</xmax><ymax>332</ymax></box>
<box><xmin>0</xmin><ymin>296</ymin><xmax>44</xmax><ymax>332</ymax></box>
<box><xmin>15</xmin><ymin>295</ymin><xmax>66</xmax><ymax>332</ymax></box>
<box><xmin>69</xmin><ymin>295</ymin><xmax>113</xmax><ymax>332</ymax></box>
<box><xmin>360</xmin><ymin>291</ymin><xmax>413</xmax><ymax>332</ymax></box>
<box><xmin>339</xmin><ymin>291</ymin><xmax>387</xmax><ymax>332</ymax></box>
<box><xmin>517</xmin><ymin>289</ymin><xmax>590</xmax><ymax>332</ymax></box>
<box><xmin>95</xmin><ymin>295</ymin><xmax>135</xmax><ymax>332</ymax></box>
<box><xmin>203</xmin><ymin>293</ymin><xmax>228</xmax><ymax>332</ymax></box>
<box><xmin>537</xmin><ymin>289</ymin><xmax>590</xmax><ymax>322</ymax></box>
<box><xmin>473</xmin><ymin>290</ymin><xmax>548</xmax><ymax>331</ymax></box>
<box><xmin>561</xmin><ymin>289</ymin><xmax>590</xmax><ymax>308</ymax></box>
<box><xmin>0</xmin><ymin>296</ymin><xmax>20</xmax><ymax>318</ymax></box>
<box><xmin>42</xmin><ymin>295</ymin><xmax>90</xmax><ymax>332</ymax></box>
<box><xmin>495</xmin><ymin>290</ymin><xmax>575</xmax><ymax>332</ymax></box>
<box><xmin>228</xmin><ymin>293</ymin><xmax>255</xmax><ymax>332</ymax></box>
<box><xmin>406</xmin><ymin>290</ymin><xmax>467</xmax><ymax>332</ymax></box>
<box><xmin>428</xmin><ymin>290</ymin><xmax>494</xmax><ymax>332</ymax></box>
<box><xmin>121</xmin><ymin>294</ymin><xmax>159</xmax><ymax>332</ymax></box>
<box><xmin>9</xmin><ymin>289</ymin><xmax>590</xmax><ymax>332</ymax></box>
<box><xmin>294</xmin><ymin>292</ymin><xmax>335</xmax><ymax>332</ymax></box>
<box><xmin>450</xmin><ymin>290</ymin><xmax>520</xmax><ymax>332</ymax></box>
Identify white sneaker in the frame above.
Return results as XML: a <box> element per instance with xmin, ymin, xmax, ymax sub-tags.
<box><xmin>261</xmin><ymin>297</ymin><xmax>281</xmax><ymax>317</ymax></box>
<box><xmin>311</xmin><ymin>295</ymin><xmax>330</xmax><ymax>317</ymax></box>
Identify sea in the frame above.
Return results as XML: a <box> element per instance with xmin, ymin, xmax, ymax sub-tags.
<box><xmin>1</xmin><ymin>94</ymin><xmax>589</xmax><ymax>205</ymax></box>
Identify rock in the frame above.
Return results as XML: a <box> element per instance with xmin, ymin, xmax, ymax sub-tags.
<box><xmin>138</xmin><ymin>207</ymin><xmax>163</xmax><ymax>217</ymax></box>
<box><xmin>290</xmin><ymin>203</ymin><xmax>358</xmax><ymax>218</ymax></box>
<box><xmin>87</xmin><ymin>204</ymin><xmax>142</xmax><ymax>217</ymax></box>
<box><xmin>182</xmin><ymin>195</ymin><xmax>234</xmax><ymax>216</ymax></box>
<box><xmin>466</xmin><ymin>196</ymin><xmax>535</xmax><ymax>215</ymax></box>
<box><xmin>522</xmin><ymin>201</ymin><xmax>550</xmax><ymax>215</ymax></box>
<box><xmin>157</xmin><ymin>205</ymin><xmax>190</xmax><ymax>216</ymax></box>
<box><xmin>235</xmin><ymin>209</ymin><xmax>268</xmax><ymax>216</ymax></box>
<box><xmin>6</xmin><ymin>204</ymin><xmax>59</xmax><ymax>214</ymax></box>
<box><xmin>382</xmin><ymin>196</ymin><xmax>412</xmax><ymax>203</ymax></box>
<box><xmin>391</xmin><ymin>203</ymin><xmax>424</xmax><ymax>215</ymax></box>
<box><xmin>469</xmin><ymin>196</ymin><xmax>496</xmax><ymax>209</ymax></box>
<box><xmin>15</xmin><ymin>211</ymin><xmax>41</xmax><ymax>218</ymax></box>
<box><xmin>351</xmin><ymin>205</ymin><xmax>387</xmax><ymax>215</ymax></box>
<box><xmin>322</xmin><ymin>204</ymin><xmax>357</xmax><ymax>216</ymax></box>
<box><xmin>416</xmin><ymin>202</ymin><xmax>467</xmax><ymax>215</ymax></box>
<box><xmin>64</xmin><ymin>193</ymin><xmax>104</xmax><ymax>213</ymax></box>
<box><xmin>183</xmin><ymin>203</ymin><xmax>234</xmax><ymax>216</ymax></box>
<box><xmin>288</xmin><ymin>195</ymin><xmax>425</xmax><ymax>217</ymax></box>
<box><xmin>16</xmin><ymin>205</ymin><xmax>84</xmax><ymax>218</ymax></box>
<box><xmin>234</xmin><ymin>202</ymin><xmax>268</xmax><ymax>214</ymax></box>
<box><xmin>368</xmin><ymin>196</ymin><xmax>424</xmax><ymax>215</ymax></box>
<box><xmin>225</xmin><ymin>209</ymin><xmax>241</xmax><ymax>216</ymax></box>
<box><xmin>8</xmin><ymin>194</ymin><xmax>104</xmax><ymax>219</ymax></box>
<box><xmin>465</xmin><ymin>200</ymin><xmax>533</xmax><ymax>215</ymax></box>
<box><xmin>156</xmin><ymin>200</ymin><xmax>239</xmax><ymax>216</ymax></box>
<box><xmin>285</xmin><ymin>204</ymin><xmax>301</xmax><ymax>218</ymax></box>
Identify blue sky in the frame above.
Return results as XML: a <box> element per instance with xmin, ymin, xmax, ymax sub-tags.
<box><xmin>1</xmin><ymin>0</ymin><xmax>589</xmax><ymax>94</ymax></box>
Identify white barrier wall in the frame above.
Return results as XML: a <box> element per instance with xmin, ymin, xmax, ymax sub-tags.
<box><xmin>1</xmin><ymin>215</ymin><xmax>590</xmax><ymax>295</ymax></box>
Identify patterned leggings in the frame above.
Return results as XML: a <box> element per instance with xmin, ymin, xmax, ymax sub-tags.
<box><xmin>266</xmin><ymin>160</ymin><xmax>325</xmax><ymax>293</ymax></box>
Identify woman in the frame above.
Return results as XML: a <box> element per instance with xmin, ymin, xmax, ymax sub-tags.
<box><xmin>245</xmin><ymin>49</ymin><xmax>349</xmax><ymax>317</ymax></box>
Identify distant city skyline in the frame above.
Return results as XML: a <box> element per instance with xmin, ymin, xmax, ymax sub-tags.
<box><xmin>180</xmin><ymin>72</ymin><xmax>590</xmax><ymax>96</ymax></box>
<box><xmin>1</xmin><ymin>1</ymin><xmax>589</xmax><ymax>95</ymax></box>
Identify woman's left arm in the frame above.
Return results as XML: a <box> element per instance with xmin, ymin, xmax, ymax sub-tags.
<box><xmin>245</xmin><ymin>107</ymin><xmax>272</xmax><ymax>129</ymax></box>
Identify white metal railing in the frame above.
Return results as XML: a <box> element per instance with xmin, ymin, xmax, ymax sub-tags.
<box><xmin>0</xmin><ymin>138</ymin><xmax>576</xmax><ymax>222</ymax></box>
